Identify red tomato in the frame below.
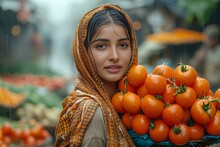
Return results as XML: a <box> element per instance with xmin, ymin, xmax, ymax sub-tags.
<box><xmin>173</xmin><ymin>64</ymin><xmax>197</xmax><ymax>86</ymax></box>
<box><xmin>121</xmin><ymin>113</ymin><xmax>135</xmax><ymax>130</ymax></box>
<box><xmin>192</xmin><ymin>77</ymin><xmax>210</xmax><ymax>97</ymax></box>
<box><xmin>205</xmin><ymin>95</ymin><xmax>218</xmax><ymax>108</ymax></box>
<box><xmin>162</xmin><ymin>84</ymin><xmax>176</xmax><ymax>104</ymax></box>
<box><xmin>13</xmin><ymin>128</ymin><xmax>23</xmax><ymax>140</ymax></box>
<box><xmin>20</xmin><ymin>129</ymin><xmax>31</xmax><ymax>140</ymax></box>
<box><xmin>30</xmin><ymin>125</ymin><xmax>44</xmax><ymax>138</ymax></box>
<box><xmin>1</xmin><ymin>123</ymin><xmax>14</xmax><ymax>136</ymax></box>
<box><xmin>111</xmin><ymin>92</ymin><xmax>126</xmax><ymax>113</ymax></box>
<box><xmin>122</xmin><ymin>92</ymin><xmax>141</xmax><ymax>114</ymax></box>
<box><xmin>118</xmin><ymin>77</ymin><xmax>136</xmax><ymax>93</ymax></box>
<box><xmin>188</xmin><ymin>122</ymin><xmax>204</xmax><ymax>140</ymax></box>
<box><xmin>145</xmin><ymin>74</ymin><xmax>167</xmax><ymax>95</ymax></box>
<box><xmin>136</xmin><ymin>83</ymin><xmax>148</xmax><ymax>98</ymax></box>
<box><xmin>169</xmin><ymin>123</ymin><xmax>190</xmax><ymax>146</ymax></box>
<box><xmin>175</xmin><ymin>85</ymin><xmax>196</xmax><ymax>109</ymax></box>
<box><xmin>127</xmin><ymin>65</ymin><xmax>148</xmax><ymax>87</ymax></box>
<box><xmin>182</xmin><ymin>109</ymin><xmax>191</xmax><ymax>124</ymax></box>
<box><xmin>206</xmin><ymin>110</ymin><xmax>220</xmax><ymax>135</ymax></box>
<box><xmin>131</xmin><ymin>114</ymin><xmax>150</xmax><ymax>135</ymax></box>
<box><xmin>24</xmin><ymin>135</ymin><xmax>36</xmax><ymax>146</ymax></box>
<box><xmin>141</xmin><ymin>94</ymin><xmax>164</xmax><ymax>118</ymax></box>
<box><xmin>214</xmin><ymin>89</ymin><xmax>220</xmax><ymax>109</ymax></box>
<box><xmin>152</xmin><ymin>64</ymin><xmax>174</xmax><ymax>82</ymax></box>
<box><xmin>191</xmin><ymin>99</ymin><xmax>217</xmax><ymax>124</ymax></box>
<box><xmin>40</xmin><ymin>130</ymin><xmax>50</xmax><ymax>139</ymax></box>
<box><xmin>149</xmin><ymin>119</ymin><xmax>169</xmax><ymax>142</ymax></box>
<box><xmin>162</xmin><ymin>104</ymin><xmax>184</xmax><ymax>126</ymax></box>
<box><xmin>207</xmin><ymin>89</ymin><xmax>214</xmax><ymax>96</ymax></box>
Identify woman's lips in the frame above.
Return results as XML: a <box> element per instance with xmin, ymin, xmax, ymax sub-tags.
<box><xmin>105</xmin><ymin>66</ymin><xmax>122</xmax><ymax>73</ymax></box>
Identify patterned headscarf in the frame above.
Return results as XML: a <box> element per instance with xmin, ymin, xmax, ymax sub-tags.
<box><xmin>55</xmin><ymin>4</ymin><xmax>138</xmax><ymax>147</ymax></box>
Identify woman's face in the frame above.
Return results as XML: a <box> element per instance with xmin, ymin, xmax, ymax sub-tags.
<box><xmin>88</xmin><ymin>24</ymin><xmax>132</xmax><ymax>84</ymax></box>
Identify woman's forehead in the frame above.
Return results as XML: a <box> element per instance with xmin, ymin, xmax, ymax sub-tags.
<box><xmin>91</xmin><ymin>24</ymin><xmax>130</xmax><ymax>42</ymax></box>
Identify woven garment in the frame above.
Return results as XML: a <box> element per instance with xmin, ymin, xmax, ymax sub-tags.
<box><xmin>55</xmin><ymin>4</ymin><xmax>138</xmax><ymax>147</ymax></box>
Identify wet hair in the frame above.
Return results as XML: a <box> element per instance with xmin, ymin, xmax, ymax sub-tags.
<box><xmin>84</xmin><ymin>8</ymin><xmax>132</xmax><ymax>49</ymax></box>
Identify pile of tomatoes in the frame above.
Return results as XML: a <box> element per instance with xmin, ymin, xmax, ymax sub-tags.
<box><xmin>111</xmin><ymin>63</ymin><xmax>220</xmax><ymax>146</ymax></box>
<box><xmin>0</xmin><ymin>123</ymin><xmax>50</xmax><ymax>147</ymax></box>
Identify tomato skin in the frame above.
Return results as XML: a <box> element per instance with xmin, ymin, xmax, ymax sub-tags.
<box><xmin>175</xmin><ymin>86</ymin><xmax>196</xmax><ymax>109</ymax></box>
<box><xmin>188</xmin><ymin>122</ymin><xmax>204</xmax><ymax>141</ymax></box>
<box><xmin>1</xmin><ymin>123</ymin><xmax>14</xmax><ymax>136</ymax></box>
<box><xmin>24</xmin><ymin>135</ymin><xmax>36</xmax><ymax>146</ymax></box>
<box><xmin>136</xmin><ymin>84</ymin><xmax>148</xmax><ymax>98</ymax></box>
<box><xmin>30</xmin><ymin>125</ymin><xmax>44</xmax><ymax>138</ymax></box>
<box><xmin>206</xmin><ymin>111</ymin><xmax>220</xmax><ymax>135</ymax></box>
<box><xmin>111</xmin><ymin>92</ymin><xmax>126</xmax><ymax>113</ymax></box>
<box><xmin>174</xmin><ymin>64</ymin><xmax>197</xmax><ymax>86</ymax></box>
<box><xmin>121</xmin><ymin>113</ymin><xmax>135</xmax><ymax>130</ymax></box>
<box><xmin>152</xmin><ymin>64</ymin><xmax>174</xmax><ymax>81</ymax></box>
<box><xmin>131</xmin><ymin>114</ymin><xmax>150</xmax><ymax>135</ymax></box>
<box><xmin>149</xmin><ymin>119</ymin><xmax>169</xmax><ymax>142</ymax></box>
<box><xmin>214</xmin><ymin>89</ymin><xmax>220</xmax><ymax>109</ymax></box>
<box><xmin>141</xmin><ymin>94</ymin><xmax>164</xmax><ymax>119</ymax></box>
<box><xmin>145</xmin><ymin>74</ymin><xmax>167</xmax><ymax>95</ymax></box>
<box><xmin>127</xmin><ymin>65</ymin><xmax>148</xmax><ymax>87</ymax></box>
<box><xmin>191</xmin><ymin>99</ymin><xmax>217</xmax><ymax>124</ymax></box>
<box><xmin>182</xmin><ymin>109</ymin><xmax>191</xmax><ymax>124</ymax></box>
<box><xmin>169</xmin><ymin>123</ymin><xmax>190</xmax><ymax>146</ymax></box>
<box><xmin>20</xmin><ymin>129</ymin><xmax>31</xmax><ymax>140</ymax></box>
<box><xmin>122</xmin><ymin>92</ymin><xmax>141</xmax><ymax>114</ymax></box>
<box><xmin>162</xmin><ymin>84</ymin><xmax>176</xmax><ymax>104</ymax></box>
<box><xmin>13</xmin><ymin>129</ymin><xmax>23</xmax><ymax>140</ymax></box>
<box><xmin>118</xmin><ymin>77</ymin><xmax>136</xmax><ymax>93</ymax></box>
<box><xmin>162</xmin><ymin>104</ymin><xmax>184</xmax><ymax>126</ymax></box>
<box><xmin>192</xmin><ymin>77</ymin><xmax>210</xmax><ymax>97</ymax></box>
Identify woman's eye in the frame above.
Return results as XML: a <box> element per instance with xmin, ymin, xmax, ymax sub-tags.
<box><xmin>96</xmin><ymin>44</ymin><xmax>106</xmax><ymax>49</ymax></box>
<box><xmin>119</xmin><ymin>43</ymin><xmax>129</xmax><ymax>48</ymax></box>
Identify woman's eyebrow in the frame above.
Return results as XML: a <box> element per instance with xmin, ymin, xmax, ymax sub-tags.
<box><xmin>91</xmin><ymin>37</ymin><xmax>129</xmax><ymax>44</ymax></box>
<box><xmin>91</xmin><ymin>39</ymin><xmax>109</xmax><ymax>44</ymax></box>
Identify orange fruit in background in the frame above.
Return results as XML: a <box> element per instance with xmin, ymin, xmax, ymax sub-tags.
<box><xmin>111</xmin><ymin>92</ymin><xmax>126</xmax><ymax>113</ymax></box>
<box><xmin>121</xmin><ymin>112</ymin><xmax>135</xmax><ymax>130</ymax></box>
<box><xmin>145</xmin><ymin>74</ymin><xmax>167</xmax><ymax>95</ymax></box>
<box><xmin>122</xmin><ymin>92</ymin><xmax>141</xmax><ymax>114</ymax></box>
<box><xmin>127</xmin><ymin>65</ymin><xmax>148</xmax><ymax>87</ymax></box>
<box><xmin>118</xmin><ymin>77</ymin><xmax>136</xmax><ymax>93</ymax></box>
<box><xmin>131</xmin><ymin>114</ymin><xmax>150</xmax><ymax>135</ymax></box>
<box><xmin>152</xmin><ymin>64</ymin><xmax>174</xmax><ymax>81</ymax></box>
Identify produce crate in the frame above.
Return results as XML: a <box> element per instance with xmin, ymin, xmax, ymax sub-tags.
<box><xmin>129</xmin><ymin>130</ymin><xmax>220</xmax><ymax>147</ymax></box>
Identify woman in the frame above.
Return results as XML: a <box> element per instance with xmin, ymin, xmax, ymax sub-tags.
<box><xmin>55</xmin><ymin>4</ymin><xmax>138</xmax><ymax>147</ymax></box>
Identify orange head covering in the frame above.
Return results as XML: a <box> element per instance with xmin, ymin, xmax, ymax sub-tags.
<box><xmin>55</xmin><ymin>4</ymin><xmax>138</xmax><ymax>147</ymax></box>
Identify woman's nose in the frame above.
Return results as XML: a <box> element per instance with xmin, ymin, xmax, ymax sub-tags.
<box><xmin>109</xmin><ymin>46</ymin><xmax>119</xmax><ymax>62</ymax></box>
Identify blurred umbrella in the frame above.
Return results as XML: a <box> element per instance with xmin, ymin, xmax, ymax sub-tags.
<box><xmin>147</xmin><ymin>28</ymin><xmax>204</xmax><ymax>45</ymax></box>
